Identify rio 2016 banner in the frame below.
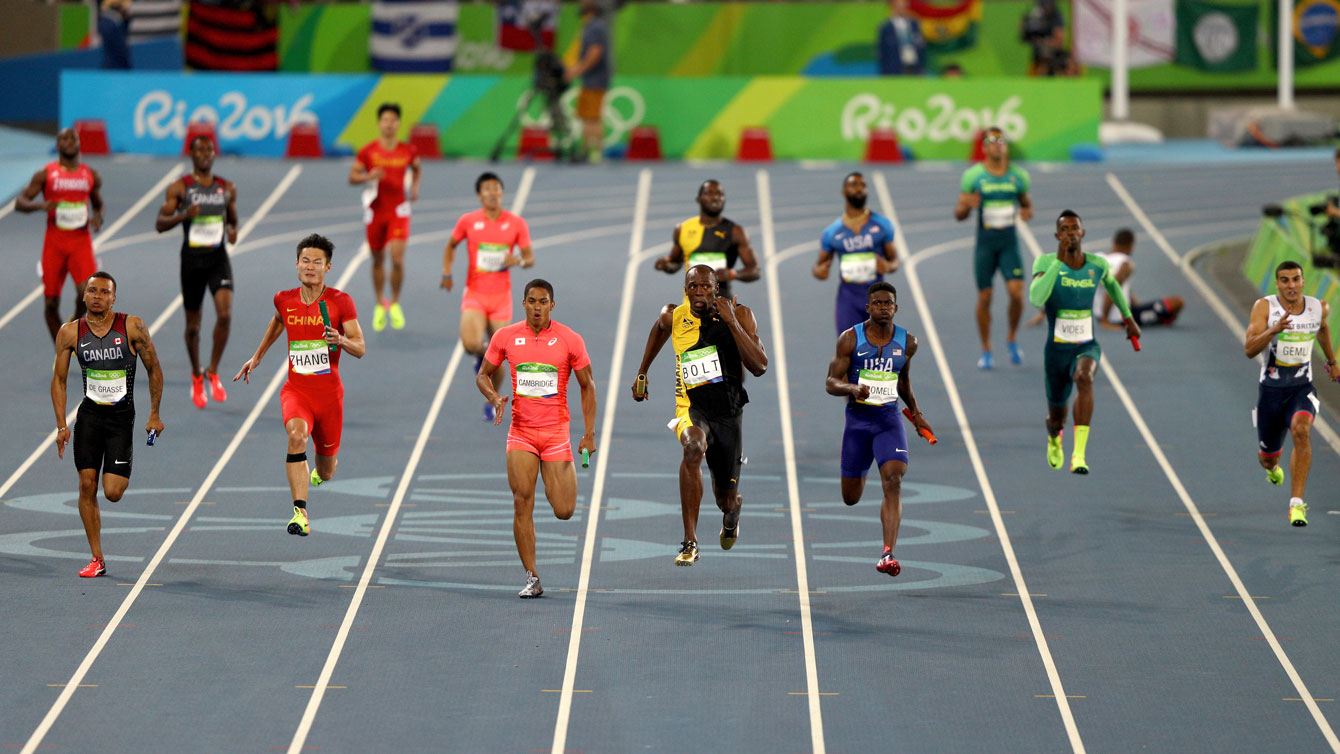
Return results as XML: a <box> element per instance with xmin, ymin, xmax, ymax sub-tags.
<box><xmin>61</xmin><ymin>71</ymin><xmax>1098</xmax><ymax>161</ymax></box>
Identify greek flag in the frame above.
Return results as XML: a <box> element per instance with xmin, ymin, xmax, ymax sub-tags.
<box><xmin>370</xmin><ymin>0</ymin><xmax>459</xmax><ymax>73</ymax></box>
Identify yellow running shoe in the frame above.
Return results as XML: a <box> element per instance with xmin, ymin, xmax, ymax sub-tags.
<box><xmin>674</xmin><ymin>540</ymin><xmax>699</xmax><ymax>566</ymax></box>
<box><xmin>372</xmin><ymin>303</ymin><xmax>387</xmax><ymax>332</ymax></box>
<box><xmin>1070</xmin><ymin>453</ymin><xmax>1089</xmax><ymax>475</ymax></box>
<box><xmin>389</xmin><ymin>301</ymin><xmax>405</xmax><ymax>330</ymax></box>
<box><xmin>287</xmin><ymin>506</ymin><xmax>310</xmax><ymax>536</ymax></box>
<box><xmin>310</xmin><ymin>468</ymin><xmax>323</xmax><ymax>487</ymax></box>
<box><xmin>1267</xmin><ymin>466</ymin><xmax>1284</xmax><ymax>486</ymax></box>
<box><xmin>1047</xmin><ymin>434</ymin><xmax>1063</xmax><ymax>470</ymax></box>
<box><xmin>1289</xmin><ymin>502</ymin><xmax>1308</xmax><ymax>527</ymax></box>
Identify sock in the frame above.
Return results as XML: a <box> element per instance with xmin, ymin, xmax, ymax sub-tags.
<box><xmin>1290</xmin><ymin>496</ymin><xmax>1304</xmax><ymax>507</ymax></box>
<box><xmin>882</xmin><ymin>545</ymin><xmax>892</xmax><ymax>554</ymax></box>
<box><xmin>1073</xmin><ymin>425</ymin><xmax>1090</xmax><ymax>457</ymax></box>
<box><xmin>1048</xmin><ymin>430</ymin><xmax>1063</xmax><ymax>446</ymax></box>
<box><xmin>294</xmin><ymin>499</ymin><xmax>306</xmax><ymax>509</ymax></box>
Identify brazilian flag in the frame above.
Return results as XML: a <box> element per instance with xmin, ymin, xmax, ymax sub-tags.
<box><xmin>1176</xmin><ymin>0</ymin><xmax>1257</xmax><ymax>72</ymax></box>
<box><xmin>1273</xmin><ymin>0</ymin><xmax>1340</xmax><ymax>67</ymax></box>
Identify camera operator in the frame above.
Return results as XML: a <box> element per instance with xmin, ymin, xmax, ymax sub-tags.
<box><xmin>1319</xmin><ymin>147</ymin><xmax>1340</xmax><ymax>258</ymax></box>
<box><xmin>1021</xmin><ymin>0</ymin><xmax>1068</xmax><ymax>76</ymax></box>
<box><xmin>565</xmin><ymin>0</ymin><xmax>611</xmax><ymax>163</ymax></box>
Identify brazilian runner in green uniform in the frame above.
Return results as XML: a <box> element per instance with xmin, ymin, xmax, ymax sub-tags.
<box><xmin>956</xmin><ymin>127</ymin><xmax>1032</xmax><ymax>370</ymax></box>
<box><xmin>1028</xmin><ymin>210</ymin><xmax>1140</xmax><ymax>474</ymax></box>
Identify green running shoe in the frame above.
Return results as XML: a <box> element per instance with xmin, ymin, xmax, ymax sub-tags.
<box><xmin>1267</xmin><ymin>466</ymin><xmax>1284</xmax><ymax>486</ymax></box>
<box><xmin>1047</xmin><ymin>434</ymin><xmax>1063</xmax><ymax>470</ymax></box>
<box><xmin>389</xmin><ymin>301</ymin><xmax>405</xmax><ymax>330</ymax></box>
<box><xmin>287</xmin><ymin>506</ymin><xmax>310</xmax><ymax>536</ymax></box>
<box><xmin>1289</xmin><ymin>502</ymin><xmax>1308</xmax><ymax>527</ymax></box>
<box><xmin>310</xmin><ymin>468</ymin><xmax>323</xmax><ymax>487</ymax></box>
<box><xmin>1070</xmin><ymin>454</ymin><xmax>1089</xmax><ymax>475</ymax></box>
<box><xmin>372</xmin><ymin>303</ymin><xmax>387</xmax><ymax>332</ymax></box>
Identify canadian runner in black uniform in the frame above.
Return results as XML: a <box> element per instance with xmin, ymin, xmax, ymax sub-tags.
<box><xmin>156</xmin><ymin>135</ymin><xmax>238</xmax><ymax>410</ymax></box>
<box><xmin>50</xmin><ymin>271</ymin><xmax>165</xmax><ymax>578</ymax></box>
<box><xmin>653</xmin><ymin>180</ymin><xmax>760</xmax><ymax>300</ymax></box>
<box><xmin>632</xmin><ymin>265</ymin><xmax>768</xmax><ymax>565</ymax></box>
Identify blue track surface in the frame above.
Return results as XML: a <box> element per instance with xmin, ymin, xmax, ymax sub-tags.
<box><xmin>1</xmin><ymin>155</ymin><xmax>1339</xmax><ymax>754</ymax></box>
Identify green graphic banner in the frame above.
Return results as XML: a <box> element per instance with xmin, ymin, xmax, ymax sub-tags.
<box><xmin>331</xmin><ymin>74</ymin><xmax>1098</xmax><ymax>162</ymax></box>
<box><xmin>1243</xmin><ymin>192</ymin><xmax>1340</xmax><ymax>347</ymax></box>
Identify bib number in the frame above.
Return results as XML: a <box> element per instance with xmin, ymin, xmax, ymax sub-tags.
<box><xmin>188</xmin><ymin>215</ymin><xmax>224</xmax><ymax>247</ymax></box>
<box><xmin>856</xmin><ymin>369</ymin><xmax>898</xmax><ymax>406</ymax></box>
<box><xmin>680</xmin><ymin>346</ymin><xmax>723</xmax><ymax>388</ymax></box>
<box><xmin>516</xmin><ymin>362</ymin><xmax>559</xmax><ymax>398</ymax></box>
<box><xmin>1277</xmin><ymin>331</ymin><xmax>1316</xmax><ymax>367</ymax></box>
<box><xmin>840</xmin><ymin>252</ymin><xmax>878</xmax><ymax>284</ymax></box>
<box><xmin>690</xmin><ymin>251</ymin><xmax>727</xmax><ymax>270</ymax></box>
<box><xmin>1053</xmin><ymin>309</ymin><xmax>1093</xmax><ymax>344</ymax></box>
<box><xmin>289</xmin><ymin>340</ymin><xmax>331</xmax><ymax>375</ymax></box>
<box><xmin>476</xmin><ymin>242</ymin><xmax>510</xmax><ymax>273</ymax></box>
<box><xmin>86</xmin><ymin>368</ymin><xmax>127</xmax><ymax>405</ymax></box>
<box><xmin>982</xmin><ymin>203</ymin><xmax>1016</xmax><ymax>230</ymax></box>
<box><xmin>56</xmin><ymin>201</ymin><xmax>88</xmax><ymax>231</ymax></box>
<box><xmin>361</xmin><ymin>184</ymin><xmax>377</xmax><ymax>224</ymax></box>
<box><xmin>395</xmin><ymin>200</ymin><xmax>411</xmax><ymax>219</ymax></box>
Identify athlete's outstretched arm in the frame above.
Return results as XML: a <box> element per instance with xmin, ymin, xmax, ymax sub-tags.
<box><xmin>953</xmin><ymin>190</ymin><xmax>979</xmax><ymax>222</ymax></box>
<box><xmin>824</xmin><ymin>329</ymin><xmax>862</xmax><ymax>399</ymax></box>
<box><xmin>224</xmin><ymin>183</ymin><xmax>239</xmax><ymax>244</ymax></box>
<box><xmin>1018</xmin><ymin>191</ymin><xmax>1034</xmax><ymax>222</ymax></box>
<box><xmin>573</xmin><ymin>364</ymin><xmax>598</xmax><ymax>456</ymax></box>
<box><xmin>720</xmin><ymin>301</ymin><xmax>767</xmax><ymax>377</ymax></box>
<box><xmin>1244</xmin><ymin>298</ymin><xmax>1283</xmax><ymax>359</ymax></box>
<box><xmin>334</xmin><ymin>318</ymin><xmax>366</xmax><ymax>359</ymax></box>
<box><xmin>155</xmin><ymin>180</ymin><xmax>194</xmax><ymax>233</ymax></box>
<box><xmin>897</xmin><ymin>336</ymin><xmax>931</xmax><ymax>436</ymax></box>
<box><xmin>631</xmin><ymin>305</ymin><xmax>675</xmax><ymax>399</ymax></box>
<box><xmin>1318</xmin><ymin>301</ymin><xmax>1340</xmax><ymax>382</ymax></box>
<box><xmin>441</xmin><ymin>236</ymin><xmax>461</xmax><ymax>290</ymax></box>
<box><xmin>878</xmin><ymin>239</ymin><xmax>901</xmax><ymax>274</ymax></box>
<box><xmin>732</xmin><ymin>226</ymin><xmax>761</xmax><ymax>283</ymax></box>
<box><xmin>128</xmin><ymin>315</ymin><xmax>165</xmax><ymax>437</ymax></box>
<box><xmin>476</xmin><ymin>359</ymin><xmax>508</xmax><ymax>425</ymax></box>
<box><xmin>88</xmin><ymin>169</ymin><xmax>104</xmax><ymax>232</ymax></box>
<box><xmin>14</xmin><ymin>168</ymin><xmax>51</xmax><ymax>213</ymax></box>
<box><xmin>234</xmin><ymin>313</ymin><xmax>285</xmax><ymax>383</ymax></box>
<box><xmin>50</xmin><ymin>322</ymin><xmax>77</xmax><ymax>458</ymax></box>
<box><xmin>1028</xmin><ymin>256</ymin><xmax>1063</xmax><ymax>308</ymax></box>
<box><xmin>1099</xmin><ymin>263</ymin><xmax>1134</xmax><ymax>321</ymax></box>
<box><xmin>654</xmin><ymin>226</ymin><xmax>685</xmax><ymax>273</ymax></box>
<box><xmin>348</xmin><ymin>158</ymin><xmax>381</xmax><ymax>185</ymax></box>
<box><xmin>409</xmin><ymin>156</ymin><xmax>422</xmax><ymax>201</ymax></box>
<box><xmin>812</xmin><ymin>234</ymin><xmax>834</xmax><ymax>280</ymax></box>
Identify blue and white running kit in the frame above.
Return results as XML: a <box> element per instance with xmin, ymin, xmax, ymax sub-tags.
<box><xmin>840</xmin><ymin>322</ymin><xmax>910</xmax><ymax>478</ymax></box>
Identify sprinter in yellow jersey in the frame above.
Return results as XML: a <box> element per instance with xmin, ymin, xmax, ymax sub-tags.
<box><xmin>654</xmin><ymin>180</ymin><xmax>760</xmax><ymax>300</ymax></box>
<box><xmin>632</xmin><ymin>265</ymin><xmax>768</xmax><ymax>566</ymax></box>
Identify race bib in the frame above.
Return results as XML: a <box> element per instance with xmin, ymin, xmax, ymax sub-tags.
<box><xmin>85</xmin><ymin>368</ymin><xmax>126</xmax><ymax>405</ymax></box>
<box><xmin>361</xmin><ymin>184</ymin><xmax>377</xmax><ymax>224</ymax></box>
<box><xmin>289</xmin><ymin>340</ymin><xmax>331</xmax><ymax>375</ymax></box>
<box><xmin>516</xmin><ymin>362</ymin><xmax>559</xmax><ymax>398</ymax></box>
<box><xmin>55</xmin><ymin>201</ymin><xmax>88</xmax><ymax>231</ymax></box>
<box><xmin>1053</xmin><ymin>309</ymin><xmax>1094</xmax><ymax>344</ymax></box>
<box><xmin>1276</xmin><ymin>331</ymin><xmax>1316</xmax><ymax>367</ymax></box>
<box><xmin>690</xmin><ymin>251</ymin><xmax>727</xmax><ymax>270</ymax></box>
<box><xmin>982</xmin><ymin>202</ymin><xmax>1016</xmax><ymax>230</ymax></box>
<box><xmin>680</xmin><ymin>346</ymin><xmax>723</xmax><ymax>388</ymax></box>
<box><xmin>188</xmin><ymin>215</ymin><xmax>224</xmax><ymax>247</ymax></box>
<box><xmin>475</xmin><ymin>242</ymin><xmax>510</xmax><ymax>272</ymax></box>
<box><xmin>395</xmin><ymin>200</ymin><xmax>411</xmax><ymax>219</ymax></box>
<box><xmin>856</xmin><ymin>369</ymin><xmax>898</xmax><ymax>406</ymax></box>
<box><xmin>840</xmin><ymin>252</ymin><xmax>878</xmax><ymax>284</ymax></box>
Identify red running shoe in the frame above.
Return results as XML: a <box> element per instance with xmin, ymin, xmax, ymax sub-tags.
<box><xmin>78</xmin><ymin>558</ymin><xmax>106</xmax><ymax>578</ymax></box>
<box><xmin>191</xmin><ymin>374</ymin><xmax>207</xmax><ymax>409</ymax></box>
<box><xmin>876</xmin><ymin>549</ymin><xmax>900</xmax><ymax>578</ymax></box>
<box><xmin>207</xmin><ymin>372</ymin><xmax>227</xmax><ymax>403</ymax></box>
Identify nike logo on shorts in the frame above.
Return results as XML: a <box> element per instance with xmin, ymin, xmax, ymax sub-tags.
<box><xmin>895</xmin><ymin>448</ymin><xmax>907</xmax><ymax>453</ymax></box>
<box><xmin>113</xmin><ymin>460</ymin><xmax>127</xmax><ymax>464</ymax></box>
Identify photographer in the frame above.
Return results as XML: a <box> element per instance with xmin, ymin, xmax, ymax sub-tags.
<box><xmin>1327</xmin><ymin>147</ymin><xmax>1340</xmax><ymax>220</ymax></box>
<box><xmin>1021</xmin><ymin>0</ymin><xmax>1068</xmax><ymax>76</ymax></box>
<box><xmin>566</xmin><ymin>0</ymin><xmax>611</xmax><ymax>163</ymax></box>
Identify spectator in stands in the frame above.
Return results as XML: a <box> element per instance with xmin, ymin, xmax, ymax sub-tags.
<box><xmin>99</xmin><ymin>0</ymin><xmax>132</xmax><ymax>70</ymax></box>
<box><xmin>566</xmin><ymin>0</ymin><xmax>611</xmax><ymax>163</ymax></box>
<box><xmin>877</xmin><ymin>0</ymin><xmax>926</xmax><ymax>76</ymax></box>
<box><xmin>1021</xmin><ymin>0</ymin><xmax>1068</xmax><ymax>76</ymax></box>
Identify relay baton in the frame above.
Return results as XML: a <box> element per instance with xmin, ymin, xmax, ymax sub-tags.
<box><xmin>634</xmin><ymin>373</ymin><xmax>647</xmax><ymax>399</ymax></box>
<box><xmin>902</xmin><ymin>407</ymin><xmax>937</xmax><ymax>445</ymax></box>
<box><xmin>1125</xmin><ymin>319</ymin><xmax>1141</xmax><ymax>352</ymax></box>
<box><xmin>317</xmin><ymin>300</ymin><xmax>336</xmax><ymax>353</ymax></box>
<box><xmin>147</xmin><ymin>429</ymin><xmax>158</xmax><ymax>446</ymax></box>
<box><xmin>581</xmin><ymin>449</ymin><xmax>591</xmax><ymax>468</ymax></box>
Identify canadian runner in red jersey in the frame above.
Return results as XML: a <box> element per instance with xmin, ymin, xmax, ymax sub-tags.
<box><xmin>51</xmin><ymin>272</ymin><xmax>165</xmax><ymax>577</ymax></box>
<box><xmin>477</xmin><ymin>279</ymin><xmax>596</xmax><ymax>598</ymax></box>
<box><xmin>443</xmin><ymin>171</ymin><xmax>534</xmax><ymax>422</ymax></box>
<box><xmin>155</xmin><ymin>135</ymin><xmax>240</xmax><ymax>409</ymax></box>
<box><xmin>349</xmin><ymin>102</ymin><xmax>421</xmax><ymax>333</ymax></box>
<box><xmin>234</xmin><ymin>234</ymin><xmax>366</xmax><ymax>536</ymax></box>
<box><xmin>16</xmin><ymin>128</ymin><xmax>104</xmax><ymax>341</ymax></box>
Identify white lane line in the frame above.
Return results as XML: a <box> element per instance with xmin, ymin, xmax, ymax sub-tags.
<box><xmin>0</xmin><ymin>164</ymin><xmax>183</xmax><ymax>334</ymax></box>
<box><xmin>20</xmin><ymin>242</ymin><xmax>372</xmax><ymax>754</ymax></box>
<box><xmin>0</xmin><ymin>197</ymin><xmax>15</xmax><ymax>222</ymax></box>
<box><xmin>1104</xmin><ymin>172</ymin><xmax>1340</xmax><ymax>458</ymax></box>
<box><xmin>877</xmin><ymin>171</ymin><xmax>1087</xmax><ymax>754</ymax></box>
<box><xmin>147</xmin><ymin>165</ymin><xmax>303</xmax><ymax>335</ymax></box>
<box><xmin>0</xmin><ymin>166</ymin><xmax>300</xmax><ymax>505</ymax></box>
<box><xmin>550</xmin><ymin>167</ymin><xmax>652</xmax><ymax>754</ymax></box>
<box><xmin>285</xmin><ymin>165</ymin><xmax>535</xmax><ymax>754</ymax></box>
<box><xmin>758</xmin><ymin>168</ymin><xmax>827</xmax><ymax>754</ymax></box>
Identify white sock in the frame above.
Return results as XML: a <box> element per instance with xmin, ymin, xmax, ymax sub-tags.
<box><xmin>1290</xmin><ymin>496</ymin><xmax>1304</xmax><ymax>507</ymax></box>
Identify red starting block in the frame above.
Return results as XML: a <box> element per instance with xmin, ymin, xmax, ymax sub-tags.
<box><xmin>517</xmin><ymin>126</ymin><xmax>553</xmax><ymax>161</ymax></box>
<box><xmin>285</xmin><ymin>121</ymin><xmax>323</xmax><ymax>158</ymax></box>
<box><xmin>970</xmin><ymin>129</ymin><xmax>987</xmax><ymax>162</ymax></box>
<box><xmin>864</xmin><ymin>128</ymin><xmax>904</xmax><ymax>163</ymax></box>
<box><xmin>74</xmin><ymin>119</ymin><xmax>110</xmax><ymax>155</ymax></box>
<box><xmin>410</xmin><ymin>123</ymin><xmax>441</xmax><ymax>159</ymax></box>
<box><xmin>182</xmin><ymin>121</ymin><xmax>219</xmax><ymax>155</ymax></box>
<box><xmin>736</xmin><ymin>127</ymin><xmax>773</xmax><ymax>162</ymax></box>
<box><xmin>626</xmin><ymin>126</ymin><xmax>662</xmax><ymax>161</ymax></box>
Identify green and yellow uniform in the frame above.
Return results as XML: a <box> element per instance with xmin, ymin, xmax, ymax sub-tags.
<box><xmin>1029</xmin><ymin>252</ymin><xmax>1130</xmax><ymax>406</ymax></box>
<box><xmin>961</xmin><ymin>163</ymin><xmax>1030</xmax><ymax>290</ymax></box>
<box><xmin>669</xmin><ymin>301</ymin><xmax>748</xmax><ymax>490</ymax></box>
<box><xmin>679</xmin><ymin>216</ymin><xmax>740</xmax><ymax>299</ymax></box>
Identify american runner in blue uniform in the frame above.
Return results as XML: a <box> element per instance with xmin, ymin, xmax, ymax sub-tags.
<box><xmin>814</xmin><ymin>172</ymin><xmax>900</xmax><ymax>335</ymax></box>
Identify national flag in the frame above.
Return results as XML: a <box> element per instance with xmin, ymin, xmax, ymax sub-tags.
<box><xmin>910</xmin><ymin>0</ymin><xmax>983</xmax><ymax>54</ymax></box>
<box><xmin>497</xmin><ymin>0</ymin><xmax>557</xmax><ymax>52</ymax></box>
<box><xmin>1175</xmin><ymin>0</ymin><xmax>1257</xmax><ymax>72</ymax></box>
<box><xmin>1273</xmin><ymin>0</ymin><xmax>1340</xmax><ymax>67</ymax></box>
<box><xmin>370</xmin><ymin>0</ymin><xmax>459</xmax><ymax>73</ymax></box>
